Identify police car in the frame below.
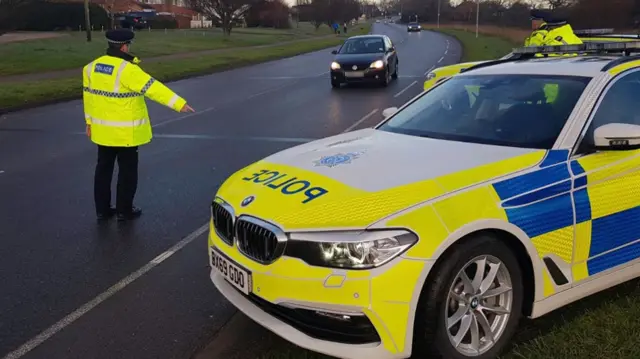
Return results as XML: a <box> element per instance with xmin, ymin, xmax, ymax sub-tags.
<box><xmin>423</xmin><ymin>29</ymin><xmax>640</xmax><ymax>92</ymax></box>
<box><xmin>208</xmin><ymin>41</ymin><xmax>640</xmax><ymax>359</ymax></box>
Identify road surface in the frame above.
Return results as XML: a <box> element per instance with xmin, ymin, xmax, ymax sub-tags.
<box><xmin>0</xmin><ymin>22</ymin><xmax>461</xmax><ymax>359</ymax></box>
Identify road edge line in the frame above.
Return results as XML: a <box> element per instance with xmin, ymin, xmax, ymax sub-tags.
<box><xmin>2</xmin><ymin>223</ymin><xmax>209</xmax><ymax>359</ymax></box>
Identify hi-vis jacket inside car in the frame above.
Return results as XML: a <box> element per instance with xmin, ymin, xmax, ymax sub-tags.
<box><xmin>209</xmin><ymin>42</ymin><xmax>640</xmax><ymax>359</ymax></box>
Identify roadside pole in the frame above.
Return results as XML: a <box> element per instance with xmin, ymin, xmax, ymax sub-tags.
<box><xmin>84</xmin><ymin>0</ymin><xmax>92</xmax><ymax>42</ymax></box>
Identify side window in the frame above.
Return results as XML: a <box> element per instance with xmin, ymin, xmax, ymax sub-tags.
<box><xmin>385</xmin><ymin>37</ymin><xmax>393</xmax><ymax>50</ymax></box>
<box><xmin>578</xmin><ymin>70</ymin><xmax>640</xmax><ymax>152</ymax></box>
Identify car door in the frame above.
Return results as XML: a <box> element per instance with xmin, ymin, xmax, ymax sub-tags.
<box><xmin>384</xmin><ymin>36</ymin><xmax>396</xmax><ymax>71</ymax></box>
<box><xmin>569</xmin><ymin>68</ymin><xmax>640</xmax><ymax>285</ymax></box>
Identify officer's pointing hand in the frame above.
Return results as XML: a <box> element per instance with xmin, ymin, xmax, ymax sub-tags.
<box><xmin>180</xmin><ymin>104</ymin><xmax>195</xmax><ymax>113</ymax></box>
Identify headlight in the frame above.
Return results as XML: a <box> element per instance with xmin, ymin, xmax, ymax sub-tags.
<box><xmin>331</xmin><ymin>61</ymin><xmax>341</xmax><ymax>70</ymax></box>
<box><xmin>370</xmin><ymin>60</ymin><xmax>384</xmax><ymax>69</ymax></box>
<box><xmin>426</xmin><ymin>72</ymin><xmax>436</xmax><ymax>80</ymax></box>
<box><xmin>285</xmin><ymin>229</ymin><xmax>418</xmax><ymax>269</ymax></box>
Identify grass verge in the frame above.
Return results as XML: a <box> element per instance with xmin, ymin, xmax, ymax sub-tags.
<box><xmin>254</xmin><ymin>279</ymin><xmax>640</xmax><ymax>359</ymax></box>
<box><xmin>433</xmin><ymin>28</ymin><xmax>517</xmax><ymax>62</ymax></box>
<box><xmin>0</xmin><ymin>24</ymin><xmax>370</xmax><ymax>113</ymax></box>
<box><xmin>0</xmin><ymin>22</ymin><xmax>336</xmax><ymax>77</ymax></box>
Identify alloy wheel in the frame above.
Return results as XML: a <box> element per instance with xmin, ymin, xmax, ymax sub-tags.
<box><xmin>445</xmin><ymin>255</ymin><xmax>513</xmax><ymax>356</ymax></box>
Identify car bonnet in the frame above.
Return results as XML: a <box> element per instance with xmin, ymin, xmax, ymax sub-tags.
<box><xmin>215</xmin><ymin>129</ymin><xmax>546</xmax><ymax>230</ymax></box>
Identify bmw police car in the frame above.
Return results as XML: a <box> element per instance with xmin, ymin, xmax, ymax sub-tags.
<box><xmin>423</xmin><ymin>29</ymin><xmax>640</xmax><ymax>92</ymax></box>
<box><xmin>209</xmin><ymin>41</ymin><xmax>640</xmax><ymax>359</ymax></box>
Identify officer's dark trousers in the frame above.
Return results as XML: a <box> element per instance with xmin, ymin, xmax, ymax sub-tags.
<box><xmin>94</xmin><ymin>145</ymin><xmax>138</xmax><ymax>214</ymax></box>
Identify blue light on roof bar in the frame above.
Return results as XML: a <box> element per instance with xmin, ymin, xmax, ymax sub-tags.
<box><xmin>574</xmin><ymin>28</ymin><xmax>615</xmax><ymax>35</ymax></box>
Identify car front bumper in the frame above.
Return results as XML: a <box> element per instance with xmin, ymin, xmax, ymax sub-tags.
<box><xmin>331</xmin><ymin>67</ymin><xmax>387</xmax><ymax>83</ymax></box>
<box><xmin>407</xmin><ymin>27</ymin><xmax>421</xmax><ymax>31</ymax></box>
<box><xmin>208</xmin><ymin>223</ymin><xmax>432</xmax><ymax>359</ymax></box>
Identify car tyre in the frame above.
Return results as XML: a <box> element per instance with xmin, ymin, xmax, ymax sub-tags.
<box><xmin>331</xmin><ymin>80</ymin><xmax>341</xmax><ymax>89</ymax></box>
<box><xmin>412</xmin><ymin>234</ymin><xmax>524</xmax><ymax>359</ymax></box>
<box><xmin>380</xmin><ymin>69</ymin><xmax>390</xmax><ymax>87</ymax></box>
<box><xmin>392</xmin><ymin>61</ymin><xmax>399</xmax><ymax>80</ymax></box>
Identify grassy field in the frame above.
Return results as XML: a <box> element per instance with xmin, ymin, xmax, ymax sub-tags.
<box><xmin>0</xmin><ymin>23</ymin><xmax>370</xmax><ymax>112</ymax></box>
<box><xmin>0</xmin><ymin>22</ymin><xmax>336</xmax><ymax>76</ymax></box>
<box><xmin>422</xmin><ymin>25</ymin><xmax>518</xmax><ymax>62</ymax></box>
<box><xmin>255</xmin><ymin>278</ymin><xmax>640</xmax><ymax>359</ymax></box>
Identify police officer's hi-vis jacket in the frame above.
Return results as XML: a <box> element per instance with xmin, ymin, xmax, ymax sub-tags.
<box><xmin>542</xmin><ymin>23</ymin><xmax>583</xmax><ymax>46</ymax></box>
<box><xmin>82</xmin><ymin>50</ymin><xmax>186</xmax><ymax>147</ymax></box>
<box><xmin>524</xmin><ymin>23</ymin><xmax>548</xmax><ymax>46</ymax></box>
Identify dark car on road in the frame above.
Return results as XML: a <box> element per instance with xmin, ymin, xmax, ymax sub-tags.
<box><xmin>329</xmin><ymin>35</ymin><xmax>399</xmax><ymax>88</ymax></box>
<box><xmin>407</xmin><ymin>22</ymin><xmax>421</xmax><ymax>32</ymax></box>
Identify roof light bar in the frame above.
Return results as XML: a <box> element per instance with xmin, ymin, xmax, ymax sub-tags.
<box><xmin>512</xmin><ymin>41</ymin><xmax>640</xmax><ymax>55</ymax></box>
<box><xmin>574</xmin><ymin>28</ymin><xmax>614</xmax><ymax>35</ymax></box>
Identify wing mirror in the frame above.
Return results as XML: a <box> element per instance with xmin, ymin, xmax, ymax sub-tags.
<box><xmin>594</xmin><ymin>123</ymin><xmax>640</xmax><ymax>150</ymax></box>
<box><xmin>382</xmin><ymin>107</ymin><xmax>398</xmax><ymax>118</ymax></box>
<box><xmin>331</xmin><ymin>50</ymin><xmax>338</xmax><ymax>55</ymax></box>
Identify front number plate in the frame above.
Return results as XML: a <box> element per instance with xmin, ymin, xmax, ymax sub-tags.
<box><xmin>345</xmin><ymin>71</ymin><xmax>365</xmax><ymax>78</ymax></box>
<box><xmin>211</xmin><ymin>247</ymin><xmax>252</xmax><ymax>295</ymax></box>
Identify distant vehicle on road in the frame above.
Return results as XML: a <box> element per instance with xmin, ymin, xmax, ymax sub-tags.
<box><xmin>118</xmin><ymin>15</ymin><xmax>149</xmax><ymax>30</ymax></box>
<box><xmin>328</xmin><ymin>34</ymin><xmax>399</xmax><ymax>88</ymax></box>
<box><xmin>208</xmin><ymin>40</ymin><xmax>640</xmax><ymax>359</ymax></box>
<box><xmin>407</xmin><ymin>22</ymin><xmax>421</xmax><ymax>32</ymax></box>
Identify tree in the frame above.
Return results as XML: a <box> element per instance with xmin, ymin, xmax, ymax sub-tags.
<box><xmin>189</xmin><ymin>0</ymin><xmax>258</xmax><ymax>35</ymax></box>
<box><xmin>0</xmin><ymin>0</ymin><xmax>34</xmax><ymax>35</ymax></box>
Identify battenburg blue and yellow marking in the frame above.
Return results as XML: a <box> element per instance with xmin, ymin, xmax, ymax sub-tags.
<box><xmin>492</xmin><ymin>149</ymin><xmax>640</xmax><ymax>279</ymax></box>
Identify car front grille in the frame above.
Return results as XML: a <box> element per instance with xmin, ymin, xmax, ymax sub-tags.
<box><xmin>340</xmin><ymin>63</ymin><xmax>370</xmax><ymax>71</ymax></box>
<box><xmin>235</xmin><ymin>218</ymin><xmax>284</xmax><ymax>264</ymax></box>
<box><xmin>211</xmin><ymin>201</ymin><xmax>234</xmax><ymax>245</ymax></box>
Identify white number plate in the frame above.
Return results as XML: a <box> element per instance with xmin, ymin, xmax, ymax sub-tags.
<box><xmin>345</xmin><ymin>71</ymin><xmax>365</xmax><ymax>78</ymax></box>
<box><xmin>211</xmin><ymin>247</ymin><xmax>252</xmax><ymax>295</ymax></box>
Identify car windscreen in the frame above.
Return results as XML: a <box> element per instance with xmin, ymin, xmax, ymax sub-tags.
<box><xmin>377</xmin><ymin>74</ymin><xmax>592</xmax><ymax>149</ymax></box>
<box><xmin>338</xmin><ymin>38</ymin><xmax>385</xmax><ymax>54</ymax></box>
<box><xmin>409</xmin><ymin>22</ymin><xmax>418</xmax><ymax>25</ymax></box>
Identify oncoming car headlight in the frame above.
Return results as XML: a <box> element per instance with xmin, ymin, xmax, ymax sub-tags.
<box><xmin>285</xmin><ymin>229</ymin><xmax>418</xmax><ymax>269</ymax></box>
<box><xmin>370</xmin><ymin>60</ymin><xmax>384</xmax><ymax>69</ymax></box>
<box><xmin>331</xmin><ymin>61</ymin><xmax>341</xmax><ymax>70</ymax></box>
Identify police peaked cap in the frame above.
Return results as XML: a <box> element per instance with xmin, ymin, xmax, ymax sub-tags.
<box><xmin>530</xmin><ymin>9</ymin><xmax>568</xmax><ymax>25</ymax></box>
<box><xmin>529</xmin><ymin>9</ymin><xmax>550</xmax><ymax>21</ymax></box>
<box><xmin>105</xmin><ymin>29</ymin><xmax>135</xmax><ymax>44</ymax></box>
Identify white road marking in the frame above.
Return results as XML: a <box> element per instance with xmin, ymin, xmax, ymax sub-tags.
<box><xmin>2</xmin><ymin>224</ymin><xmax>210</xmax><ymax>359</ymax></box>
<box><xmin>424</xmin><ymin>66</ymin><xmax>435</xmax><ymax>76</ymax></box>
<box><xmin>342</xmin><ymin>108</ymin><xmax>379</xmax><ymax>133</ymax></box>
<box><xmin>0</xmin><ymin>170</ymin><xmax>4</xmax><ymax>174</ymax></box>
<box><xmin>438</xmin><ymin>56</ymin><xmax>444</xmax><ymax>63</ymax></box>
<box><xmin>393</xmin><ymin>81</ymin><xmax>418</xmax><ymax>98</ymax></box>
<box><xmin>444</xmin><ymin>50</ymin><xmax>448</xmax><ymax>55</ymax></box>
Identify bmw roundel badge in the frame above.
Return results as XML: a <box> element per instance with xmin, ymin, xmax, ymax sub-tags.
<box><xmin>241</xmin><ymin>195</ymin><xmax>255</xmax><ymax>207</ymax></box>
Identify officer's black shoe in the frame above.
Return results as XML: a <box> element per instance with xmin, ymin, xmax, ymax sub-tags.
<box><xmin>97</xmin><ymin>207</ymin><xmax>116</xmax><ymax>221</ymax></box>
<box><xmin>117</xmin><ymin>206</ymin><xmax>142</xmax><ymax>222</ymax></box>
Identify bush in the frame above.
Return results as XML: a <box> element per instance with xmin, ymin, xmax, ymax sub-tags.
<box><xmin>12</xmin><ymin>0</ymin><xmax>109</xmax><ymax>31</ymax></box>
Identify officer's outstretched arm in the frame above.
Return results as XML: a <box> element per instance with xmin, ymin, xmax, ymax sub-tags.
<box><xmin>82</xmin><ymin>64</ymin><xmax>92</xmax><ymax>125</ymax></box>
<box><xmin>121</xmin><ymin>64</ymin><xmax>187</xmax><ymax>112</ymax></box>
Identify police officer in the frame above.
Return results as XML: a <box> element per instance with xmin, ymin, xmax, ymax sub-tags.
<box><xmin>83</xmin><ymin>29</ymin><xmax>195</xmax><ymax>221</ymax></box>
<box><xmin>540</xmin><ymin>14</ymin><xmax>583</xmax><ymax>46</ymax></box>
<box><xmin>525</xmin><ymin>9</ymin><xmax>549</xmax><ymax>46</ymax></box>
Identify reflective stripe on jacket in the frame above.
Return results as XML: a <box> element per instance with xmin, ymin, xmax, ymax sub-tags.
<box><xmin>82</xmin><ymin>53</ymin><xmax>186</xmax><ymax>147</ymax></box>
